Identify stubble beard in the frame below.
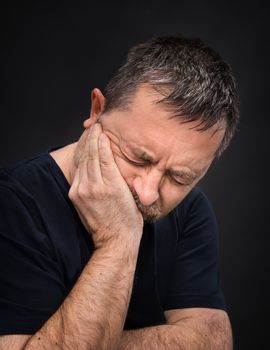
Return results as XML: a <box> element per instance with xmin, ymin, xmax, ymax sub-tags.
<box><xmin>129</xmin><ymin>186</ymin><xmax>162</xmax><ymax>223</ymax></box>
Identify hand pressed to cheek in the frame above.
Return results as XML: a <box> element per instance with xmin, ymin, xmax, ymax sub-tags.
<box><xmin>68</xmin><ymin>123</ymin><xmax>143</xmax><ymax>249</ymax></box>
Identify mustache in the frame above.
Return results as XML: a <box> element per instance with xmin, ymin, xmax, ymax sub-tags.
<box><xmin>128</xmin><ymin>185</ymin><xmax>162</xmax><ymax>222</ymax></box>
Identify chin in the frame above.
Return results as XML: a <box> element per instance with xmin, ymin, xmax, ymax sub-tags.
<box><xmin>141</xmin><ymin>211</ymin><xmax>165</xmax><ymax>223</ymax></box>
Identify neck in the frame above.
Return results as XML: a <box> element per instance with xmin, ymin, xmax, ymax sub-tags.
<box><xmin>49</xmin><ymin>142</ymin><xmax>78</xmax><ymax>185</ymax></box>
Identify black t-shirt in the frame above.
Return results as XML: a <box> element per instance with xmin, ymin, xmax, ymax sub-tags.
<box><xmin>0</xmin><ymin>150</ymin><xmax>226</xmax><ymax>335</ymax></box>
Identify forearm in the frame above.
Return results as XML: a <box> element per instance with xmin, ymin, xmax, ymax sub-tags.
<box><xmin>119</xmin><ymin>320</ymin><xmax>233</xmax><ymax>350</ymax></box>
<box><xmin>25</xmin><ymin>240</ymin><xmax>140</xmax><ymax>350</ymax></box>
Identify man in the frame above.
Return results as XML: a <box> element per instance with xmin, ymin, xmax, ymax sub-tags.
<box><xmin>0</xmin><ymin>36</ymin><xmax>239</xmax><ymax>349</ymax></box>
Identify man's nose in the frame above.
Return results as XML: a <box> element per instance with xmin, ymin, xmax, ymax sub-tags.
<box><xmin>132</xmin><ymin>170</ymin><xmax>162</xmax><ymax>206</ymax></box>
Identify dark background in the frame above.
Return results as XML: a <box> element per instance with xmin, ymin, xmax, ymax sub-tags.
<box><xmin>1</xmin><ymin>1</ymin><xmax>269</xmax><ymax>349</ymax></box>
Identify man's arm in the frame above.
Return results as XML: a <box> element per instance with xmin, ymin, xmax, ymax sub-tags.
<box><xmin>24</xmin><ymin>243</ymin><xmax>140</xmax><ymax>350</ymax></box>
<box><xmin>0</xmin><ymin>307</ymin><xmax>232</xmax><ymax>350</ymax></box>
<box><xmin>119</xmin><ymin>308</ymin><xmax>233</xmax><ymax>350</ymax></box>
<box><xmin>0</xmin><ymin>124</ymin><xmax>143</xmax><ymax>350</ymax></box>
<box><xmin>0</xmin><ymin>243</ymin><xmax>140</xmax><ymax>350</ymax></box>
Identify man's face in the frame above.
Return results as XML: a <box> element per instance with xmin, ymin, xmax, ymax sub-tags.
<box><xmin>98</xmin><ymin>85</ymin><xmax>224</xmax><ymax>222</ymax></box>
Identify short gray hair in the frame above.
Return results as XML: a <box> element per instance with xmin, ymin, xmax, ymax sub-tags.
<box><xmin>103</xmin><ymin>35</ymin><xmax>240</xmax><ymax>157</ymax></box>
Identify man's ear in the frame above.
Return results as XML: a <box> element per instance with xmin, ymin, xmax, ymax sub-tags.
<box><xmin>83</xmin><ymin>88</ymin><xmax>106</xmax><ymax>128</ymax></box>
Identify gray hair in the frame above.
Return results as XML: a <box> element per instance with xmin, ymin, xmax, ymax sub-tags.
<box><xmin>103</xmin><ymin>35</ymin><xmax>240</xmax><ymax>157</ymax></box>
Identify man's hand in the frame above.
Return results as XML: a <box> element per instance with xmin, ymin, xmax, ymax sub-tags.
<box><xmin>4</xmin><ymin>123</ymin><xmax>144</xmax><ymax>350</ymax></box>
<box><xmin>69</xmin><ymin>123</ymin><xmax>143</xmax><ymax>249</ymax></box>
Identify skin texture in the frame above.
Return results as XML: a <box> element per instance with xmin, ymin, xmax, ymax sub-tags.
<box><xmin>120</xmin><ymin>308</ymin><xmax>233</xmax><ymax>349</ymax></box>
<box><xmin>0</xmin><ymin>84</ymin><xmax>233</xmax><ymax>349</ymax></box>
<box><xmin>70</xmin><ymin>84</ymin><xmax>224</xmax><ymax>221</ymax></box>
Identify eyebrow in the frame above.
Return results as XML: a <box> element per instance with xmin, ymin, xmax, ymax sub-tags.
<box><xmin>168</xmin><ymin>169</ymin><xmax>198</xmax><ymax>181</ymax></box>
<box><xmin>132</xmin><ymin>147</ymin><xmax>198</xmax><ymax>182</ymax></box>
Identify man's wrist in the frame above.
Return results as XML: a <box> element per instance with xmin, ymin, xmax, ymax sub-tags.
<box><xmin>94</xmin><ymin>230</ymin><xmax>142</xmax><ymax>257</ymax></box>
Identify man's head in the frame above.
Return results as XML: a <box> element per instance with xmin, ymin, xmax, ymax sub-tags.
<box><xmin>79</xmin><ymin>35</ymin><xmax>239</xmax><ymax>221</ymax></box>
<box><xmin>103</xmin><ymin>35</ymin><xmax>239</xmax><ymax>158</ymax></box>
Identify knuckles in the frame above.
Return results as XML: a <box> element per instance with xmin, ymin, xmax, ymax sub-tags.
<box><xmin>79</xmin><ymin>153</ymin><xmax>98</xmax><ymax>163</ymax></box>
<box><xmin>68</xmin><ymin>187</ymin><xmax>76</xmax><ymax>201</ymax></box>
<box><xmin>69</xmin><ymin>183</ymin><xmax>114</xmax><ymax>202</ymax></box>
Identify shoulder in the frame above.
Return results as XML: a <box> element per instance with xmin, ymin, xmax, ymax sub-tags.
<box><xmin>0</xmin><ymin>159</ymin><xmax>54</xmax><ymax>253</ymax></box>
<box><xmin>156</xmin><ymin>187</ymin><xmax>226</xmax><ymax>312</ymax></box>
<box><xmin>0</xmin><ymin>167</ymin><xmax>28</xmax><ymax>216</ymax></box>
<box><xmin>173</xmin><ymin>187</ymin><xmax>218</xmax><ymax>238</ymax></box>
<box><xmin>0</xmin><ymin>160</ymin><xmax>38</xmax><ymax>219</ymax></box>
<box><xmin>0</xmin><ymin>151</ymin><xmax>66</xmax><ymax>210</ymax></box>
<box><xmin>153</xmin><ymin>187</ymin><xmax>217</xmax><ymax>243</ymax></box>
<box><xmin>177</xmin><ymin>186</ymin><xmax>214</xmax><ymax>217</ymax></box>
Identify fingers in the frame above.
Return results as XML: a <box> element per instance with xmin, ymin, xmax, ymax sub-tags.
<box><xmin>98</xmin><ymin>132</ymin><xmax>122</xmax><ymax>183</ymax></box>
<box><xmin>80</xmin><ymin>123</ymin><xmax>103</xmax><ymax>184</ymax></box>
<box><xmin>76</xmin><ymin>122</ymin><xmax>122</xmax><ymax>187</ymax></box>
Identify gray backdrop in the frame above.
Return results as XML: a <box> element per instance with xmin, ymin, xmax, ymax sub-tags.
<box><xmin>1</xmin><ymin>1</ymin><xmax>269</xmax><ymax>349</ymax></box>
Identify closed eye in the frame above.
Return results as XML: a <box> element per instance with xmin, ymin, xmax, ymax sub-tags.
<box><xmin>123</xmin><ymin>153</ymin><xmax>190</xmax><ymax>186</ymax></box>
<box><xmin>168</xmin><ymin>175</ymin><xmax>187</xmax><ymax>186</ymax></box>
<box><xmin>118</xmin><ymin>148</ymin><xmax>151</xmax><ymax>167</ymax></box>
<box><xmin>112</xmin><ymin>144</ymin><xmax>147</xmax><ymax>167</ymax></box>
<box><xmin>167</xmin><ymin>172</ymin><xmax>191</xmax><ymax>186</ymax></box>
<box><xmin>124</xmin><ymin>156</ymin><xmax>150</xmax><ymax>167</ymax></box>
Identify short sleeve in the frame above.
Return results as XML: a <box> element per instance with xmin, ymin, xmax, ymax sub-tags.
<box><xmin>0</xmin><ymin>184</ymin><xmax>66</xmax><ymax>335</ymax></box>
<box><xmin>163</xmin><ymin>188</ymin><xmax>227</xmax><ymax>311</ymax></box>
